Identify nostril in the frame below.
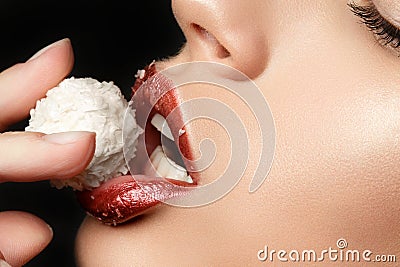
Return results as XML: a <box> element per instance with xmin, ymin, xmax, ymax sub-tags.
<box><xmin>191</xmin><ymin>23</ymin><xmax>231</xmax><ymax>59</ymax></box>
<box><xmin>216</xmin><ymin>42</ymin><xmax>231</xmax><ymax>59</ymax></box>
<box><xmin>191</xmin><ymin>24</ymin><xmax>208</xmax><ymax>40</ymax></box>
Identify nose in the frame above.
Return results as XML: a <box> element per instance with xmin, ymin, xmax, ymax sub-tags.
<box><xmin>171</xmin><ymin>0</ymin><xmax>268</xmax><ymax>79</ymax></box>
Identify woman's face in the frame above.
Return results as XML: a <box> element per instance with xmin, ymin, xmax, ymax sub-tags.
<box><xmin>76</xmin><ymin>0</ymin><xmax>400</xmax><ymax>265</ymax></box>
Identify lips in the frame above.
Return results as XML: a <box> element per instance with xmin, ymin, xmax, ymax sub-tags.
<box><xmin>76</xmin><ymin>62</ymin><xmax>196</xmax><ymax>225</ymax></box>
<box><xmin>76</xmin><ymin>175</ymin><xmax>192</xmax><ymax>225</ymax></box>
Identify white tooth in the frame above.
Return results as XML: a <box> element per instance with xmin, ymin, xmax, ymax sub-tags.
<box><xmin>179</xmin><ymin>129</ymin><xmax>186</xmax><ymax>136</ymax></box>
<box><xmin>145</xmin><ymin>146</ymin><xmax>164</xmax><ymax>176</ymax></box>
<box><xmin>151</xmin><ymin>113</ymin><xmax>174</xmax><ymax>141</ymax></box>
<box><xmin>186</xmin><ymin>175</ymin><xmax>194</xmax><ymax>184</ymax></box>
<box><xmin>154</xmin><ymin>150</ymin><xmax>189</xmax><ymax>182</ymax></box>
<box><xmin>149</xmin><ymin>146</ymin><xmax>160</xmax><ymax>161</ymax></box>
<box><xmin>150</xmin><ymin>146</ymin><xmax>163</xmax><ymax>168</ymax></box>
<box><xmin>165</xmin><ymin>154</ymin><xmax>187</xmax><ymax>179</ymax></box>
<box><xmin>149</xmin><ymin>144</ymin><xmax>191</xmax><ymax>182</ymax></box>
<box><xmin>156</xmin><ymin>154</ymin><xmax>172</xmax><ymax>177</ymax></box>
<box><xmin>166</xmin><ymin>162</ymin><xmax>187</xmax><ymax>181</ymax></box>
<box><xmin>166</xmin><ymin>157</ymin><xmax>186</xmax><ymax>172</ymax></box>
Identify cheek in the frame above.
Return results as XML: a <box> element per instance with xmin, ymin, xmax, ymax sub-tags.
<box><xmin>76</xmin><ymin>78</ymin><xmax>400</xmax><ymax>266</ymax></box>
<box><xmin>76</xmin><ymin>3</ymin><xmax>400</xmax><ymax>263</ymax></box>
<box><xmin>258</xmin><ymin>49</ymin><xmax>400</xmax><ymax>251</ymax></box>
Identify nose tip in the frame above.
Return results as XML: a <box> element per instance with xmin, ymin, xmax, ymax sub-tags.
<box><xmin>172</xmin><ymin>0</ymin><xmax>269</xmax><ymax>79</ymax></box>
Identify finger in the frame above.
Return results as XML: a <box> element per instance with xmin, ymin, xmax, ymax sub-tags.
<box><xmin>0</xmin><ymin>131</ymin><xmax>95</xmax><ymax>182</ymax></box>
<box><xmin>0</xmin><ymin>38</ymin><xmax>74</xmax><ymax>131</ymax></box>
<box><xmin>0</xmin><ymin>211</ymin><xmax>53</xmax><ymax>267</ymax></box>
<box><xmin>0</xmin><ymin>251</ymin><xmax>11</xmax><ymax>267</ymax></box>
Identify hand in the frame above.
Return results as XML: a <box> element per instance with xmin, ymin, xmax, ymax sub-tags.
<box><xmin>0</xmin><ymin>38</ymin><xmax>95</xmax><ymax>267</ymax></box>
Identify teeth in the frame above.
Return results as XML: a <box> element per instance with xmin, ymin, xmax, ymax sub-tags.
<box><xmin>149</xmin><ymin>146</ymin><xmax>193</xmax><ymax>184</ymax></box>
<box><xmin>185</xmin><ymin>175</ymin><xmax>193</xmax><ymax>183</ymax></box>
<box><xmin>149</xmin><ymin>113</ymin><xmax>193</xmax><ymax>184</ymax></box>
<box><xmin>178</xmin><ymin>129</ymin><xmax>186</xmax><ymax>136</ymax></box>
<box><xmin>149</xmin><ymin>146</ymin><xmax>163</xmax><ymax>167</ymax></box>
<box><xmin>151</xmin><ymin>113</ymin><xmax>174</xmax><ymax>141</ymax></box>
<box><xmin>157</xmin><ymin>155</ymin><xmax>174</xmax><ymax>178</ymax></box>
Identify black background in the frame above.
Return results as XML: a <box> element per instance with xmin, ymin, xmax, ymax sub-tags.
<box><xmin>0</xmin><ymin>1</ymin><xmax>185</xmax><ymax>266</ymax></box>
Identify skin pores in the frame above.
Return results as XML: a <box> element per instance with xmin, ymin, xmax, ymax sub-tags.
<box><xmin>76</xmin><ymin>0</ymin><xmax>400</xmax><ymax>265</ymax></box>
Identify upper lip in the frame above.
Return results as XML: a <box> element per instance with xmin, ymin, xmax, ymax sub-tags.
<box><xmin>76</xmin><ymin>62</ymin><xmax>197</xmax><ymax>225</ymax></box>
<box><xmin>131</xmin><ymin>62</ymin><xmax>197</xmax><ymax>181</ymax></box>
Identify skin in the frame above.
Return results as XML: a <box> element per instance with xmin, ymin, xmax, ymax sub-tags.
<box><xmin>76</xmin><ymin>0</ymin><xmax>400</xmax><ymax>265</ymax></box>
<box><xmin>1</xmin><ymin>0</ymin><xmax>399</xmax><ymax>266</ymax></box>
<box><xmin>73</xmin><ymin>0</ymin><xmax>400</xmax><ymax>266</ymax></box>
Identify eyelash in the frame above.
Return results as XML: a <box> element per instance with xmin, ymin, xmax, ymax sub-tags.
<box><xmin>348</xmin><ymin>1</ymin><xmax>400</xmax><ymax>51</ymax></box>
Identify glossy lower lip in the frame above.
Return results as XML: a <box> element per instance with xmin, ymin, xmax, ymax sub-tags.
<box><xmin>76</xmin><ymin>175</ymin><xmax>193</xmax><ymax>225</ymax></box>
<box><xmin>76</xmin><ymin>63</ymin><xmax>196</xmax><ymax>225</ymax></box>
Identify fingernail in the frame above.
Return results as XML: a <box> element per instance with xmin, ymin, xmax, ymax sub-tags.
<box><xmin>0</xmin><ymin>260</ymin><xmax>11</xmax><ymax>267</ymax></box>
<box><xmin>42</xmin><ymin>131</ymin><xmax>94</xmax><ymax>145</ymax></box>
<box><xmin>28</xmin><ymin>38</ymin><xmax>70</xmax><ymax>62</ymax></box>
<box><xmin>47</xmin><ymin>223</ymin><xmax>54</xmax><ymax>238</ymax></box>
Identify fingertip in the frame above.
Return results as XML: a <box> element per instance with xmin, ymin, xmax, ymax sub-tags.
<box><xmin>26</xmin><ymin>37</ymin><xmax>74</xmax><ymax>81</ymax></box>
<box><xmin>0</xmin><ymin>131</ymin><xmax>96</xmax><ymax>182</ymax></box>
<box><xmin>40</xmin><ymin>131</ymin><xmax>96</xmax><ymax>180</ymax></box>
<box><xmin>27</xmin><ymin>38</ymin><xmax>72</xmax><ymax>63</ymax></box>
<box><xmin>66</xmin><ymin>131</ymin><xmax>96</xmax><ymax>178</ymax></box>
<box><xmin>0</xmin><ymin>38</ymin><xmax>75</xmax><ymax>127</ymax></box>
<box><xmin>0</xmin><ymin>211</ymin><xmax>53</xmax><ymax>267</ymax></box>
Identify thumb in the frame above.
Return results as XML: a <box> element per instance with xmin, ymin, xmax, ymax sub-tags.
<box><xmin>0</xmin><ymin>131</ymin><xmax>95</xmax><ymax>183</ymax></box>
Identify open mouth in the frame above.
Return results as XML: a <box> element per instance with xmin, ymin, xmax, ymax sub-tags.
<box><xmin>144</xmin><ymin>115</ymin><xmax>193</xmax><ymax>184</ymax></box>
<box><xmin>76</xmin><ymin>62</ymin><xmax>196</xmax><ymax>225</ymax></box>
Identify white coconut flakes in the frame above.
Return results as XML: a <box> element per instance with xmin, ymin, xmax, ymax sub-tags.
<box><xmin>26</xmin><ymin>77</ymin><xmax>142</xmax><ymax>191</ymax></box>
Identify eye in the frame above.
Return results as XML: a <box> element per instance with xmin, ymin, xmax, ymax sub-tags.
<box><xmin>348</xmin><ymin>1</ymin><xmax>400</xmax><ymax>54</ymax></box>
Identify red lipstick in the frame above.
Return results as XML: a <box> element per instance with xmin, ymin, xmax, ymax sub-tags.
<box><xmin>76</xmin><ymin>176</ymin><xmax>191</xmax><ymax>225</ymax></box>
<box><xmin>76</xmin><ymin>62</ymin><xmax>195</xmax><ymax>225</ymax></box>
